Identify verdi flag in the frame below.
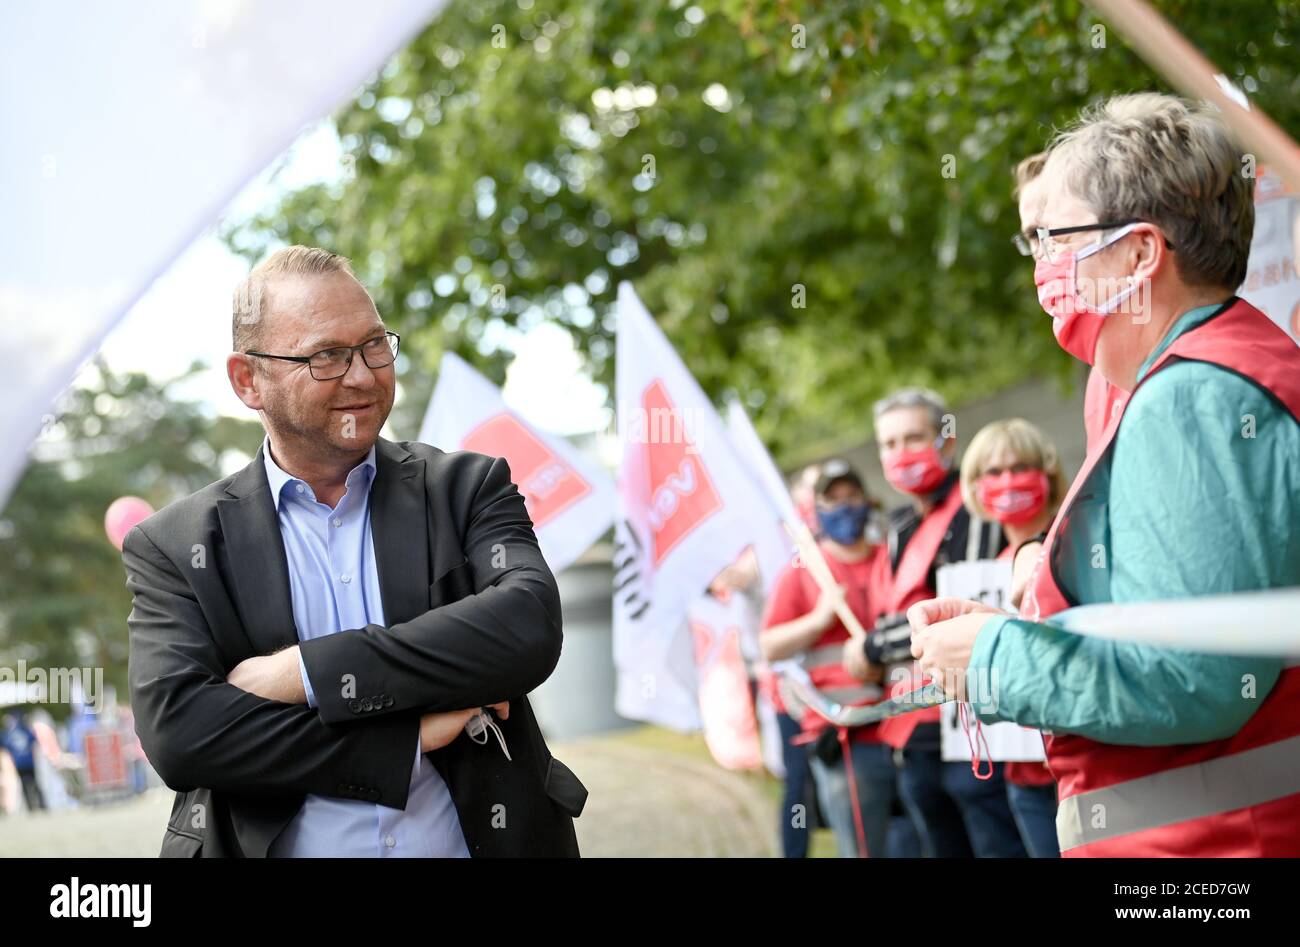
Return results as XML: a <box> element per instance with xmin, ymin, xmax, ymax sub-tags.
<box><xmin>722</xmin><ymin>400</ymin><xmax>797</xmax><ymax>776</ymax></box>
<box><xmin>612</xmin><ymin>282</ymin><xmax>773</xmax><ymax>727</ymax></box>
<box><xmin>0</xmin><ymin>0</ymin><xmax>448</xmax><ymax>511</ymax></box>
<box><xmin>418</xmin><ymin>352</ymin><xmax>614</xmax><ymax>574</ymax></box>
<box><xmin>724</xmin><ymin>400</ymin><xmax>796</xmax><ymax>594</ymax></box>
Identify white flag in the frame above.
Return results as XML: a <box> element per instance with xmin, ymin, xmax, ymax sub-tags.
<box><xmin>418</xmin><ymin>352</ymin><xmax>614</xmax><ymax>574</ymax></box>
<box><xmin>0</xmin><ymin>0</ymin><xmax>448</xmax><ymax>511</ymax></box>
<box><xmin>612</xmin><ymin>282</ymin><xmax>774</xmax><ymax>727</ymax></box>
<box><xmin>686</xmin><ymin>592</ymin><xmax>762</xmax><ymax>770</ymax></box>
<box><xmin>724</xmin><ymin>401</ymin><xmax>796</xmax><ymax>595</ymax></box>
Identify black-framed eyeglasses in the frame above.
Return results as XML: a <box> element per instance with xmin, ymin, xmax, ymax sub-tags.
<box><xmin>245</xmin><ymin>331</ymin><xmax>401</xmax><ymax>381</ymax></box>
<box><xmin>1012</xmin><ymin>219</ymin><xmax>1175</xmax><ymax>261</ymax></box>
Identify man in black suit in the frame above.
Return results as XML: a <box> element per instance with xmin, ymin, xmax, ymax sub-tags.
<box><xmin>123</xmin><ymin>246</ymin><xmax>586</xmax><ymax>857</ymax></box>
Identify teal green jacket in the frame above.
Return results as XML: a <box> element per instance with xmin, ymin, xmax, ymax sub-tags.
<box><xmin>970</xmin><ymin>302</ymin><xmax>1300</xmax><ymax>746</ymax></box>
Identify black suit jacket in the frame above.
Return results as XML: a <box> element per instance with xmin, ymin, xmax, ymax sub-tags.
<box><xmin>123</xmin><ymin>437</ymin><xmax>587</xmax><ymax>857</ymax></box>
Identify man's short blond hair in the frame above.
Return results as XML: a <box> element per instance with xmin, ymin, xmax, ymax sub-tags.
<box><xmin>1044</xmin><ymin>93</ymin><xmax>1254</xmax><ymax>291</ymax></box>
<box><xmin>1013</xmin><ymin>152</ymin><xmax>1046</xmax><ymax>200</ymax></box>
<box><xmin>960</xmin><ymin>418</ymin><xmax>1067</xmax><ymax>521</ymax></box>
<box><xmin>232</xmin><ymin>246</ymin><xmax>356</xmax><ymax>351</ymax></box>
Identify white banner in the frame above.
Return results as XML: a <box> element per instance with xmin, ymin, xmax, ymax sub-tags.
<box><xmin>418</xmin><ymin>352</ymin><xmax>614</xmax><ymax>573</ymax></box>
<box><xmin>0</xmin><ymin>0</ymin><xmax>447</xmax><ymax>511</ymax></box>
<box><xmin>1056</xmin><ymin>586</ymin><xmax>1300</xmax><ymax>657</ymax></box>
<box><xmin>1240</xmin><ymin>165</ymin><xmax>1300</xmax><ymax>345</ymax></box>
<box><xmin>937</xmin><ymin>559</ymin><xmax>1046</xmax><ymax>762</ymax></box>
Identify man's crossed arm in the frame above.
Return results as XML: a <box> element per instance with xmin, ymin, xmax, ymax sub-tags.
<box><xmin>125</xmin><ymin>455</ymin><xmax>559</xmax><ymax>802</ymax></box>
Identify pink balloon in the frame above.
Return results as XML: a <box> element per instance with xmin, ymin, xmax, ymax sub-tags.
<box><xmin>104</xmin><ymin>496</ymin><xmax>155</xmax><ymax>551</ymax></box>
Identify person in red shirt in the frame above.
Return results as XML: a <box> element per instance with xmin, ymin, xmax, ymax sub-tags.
<box><xmin>760</xmin><ymin>460</ymin><xmax>897</xmax><ymax>857</ymax></box>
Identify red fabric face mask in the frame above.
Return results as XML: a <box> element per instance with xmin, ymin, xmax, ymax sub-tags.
<box><xmin>883</xmin><ymin>441</ymin><xmax>949</xmax><ymax>495</ymax></box>
<box><xmin>1033</xmin><ymin>223</ymin><xmax>1139</xmax><ymax>366</ymax></box>
<box><xmin>977</xmin><ymin>469</ymin><xmax>1050</xmax><ymax>525</ymax></box>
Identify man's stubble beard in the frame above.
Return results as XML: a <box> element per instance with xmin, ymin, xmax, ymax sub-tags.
<box><xmin>261</xmin><ymin>387</ymin><xmax>390</xmax><ymax>462</ymax></box>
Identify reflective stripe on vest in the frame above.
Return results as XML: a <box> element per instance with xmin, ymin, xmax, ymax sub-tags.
<box><xmin>1057</xmin><ymin>731</ymin><xmax>1300</xmax><ymax>852</ymax></box>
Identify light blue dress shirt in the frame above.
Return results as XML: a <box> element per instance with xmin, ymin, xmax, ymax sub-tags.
<box><xmin>261</xmin><ymin>438</ymin><xmax>470</xmax><ymax>858</ymax></box>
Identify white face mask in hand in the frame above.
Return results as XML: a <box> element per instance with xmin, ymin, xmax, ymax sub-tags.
<box><xmin>466</xmin><ymin>709</ymin><xmax>512</xmax><ymax>761</ymax></box>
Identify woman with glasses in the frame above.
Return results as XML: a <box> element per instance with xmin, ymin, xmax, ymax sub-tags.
<box><xmin>908</xmin><ymin>93</ymin><xmax>1300</xmax><ymax>857</ymax></box>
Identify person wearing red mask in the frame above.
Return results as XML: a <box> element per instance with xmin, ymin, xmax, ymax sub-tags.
<box><xmin>1014</xmin><ymin>152</ymin><xmax>1126</xmax><ymax>453</ymax></box>
<box><xmin>844</xmin><ymin>388</ymin><xmax>1012</xmax><ymax>857</ymax></box>
<box><xmin>911</xmin><ymin>94</ymin><xmax>1300</xmax><ymax>857</ymax></box>
<box><xmin>959</xmin><ymin>418</ymin><xmax>1068</xmax><ymax>857</ymax></box>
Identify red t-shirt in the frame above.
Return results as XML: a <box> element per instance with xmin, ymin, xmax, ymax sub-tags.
<box><xmin>762</xmin><ymin>545</ymin><xmax>884</xmax><ymax>744</ymax></box>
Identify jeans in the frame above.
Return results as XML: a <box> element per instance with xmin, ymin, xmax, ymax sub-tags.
<box><xmin>886</xmin><ymin>812</ymin><xmax>923</xmax><ymax>857</ymax></box>
<box><xmin>896</xmin><ymin>745</ymin><xmax>1027</xmax><ymax>857</ymax></box>
<box><xmin>776</xmin><ymin>712</ymin><xmax>815</xmax><ymax>858</ymax></box>
<box><xmin>1007</xmin><ymin>781</ymin><xmax>1061</xmax><ymax>858</ymax></box>
<box><xmin>943</xmin><ymin>761</ymin><xmax>1027</xmax><ymax>857</ymax></box>
<box><xmin>896</xmin><ymin>746</ymin><xmax>972</xmax><ymax>857</ymax></box>
<box><xmin>18</xmin><ymin>769</ymin><xmax>45</xmax><ymax>812</ymax></box>
<box><xmin>807</xmin><ymin>739</ymin><xmax>899</xmax><ymax>858</ymax></box>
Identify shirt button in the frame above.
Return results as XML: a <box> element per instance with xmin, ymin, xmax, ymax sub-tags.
<box><xmin>340</xmin><ymin>573</ymin><xmax>352</xmax><ymax>584</ymax></box>
<box><xmin>295</xmin><ymin>484</ymin><xmax>305</xmax><ymax>495</ymax></box>
<box><xmin>384</xmin><ymin>835</ymin><xmax>396</xmax><ymax>849</ymax></box>
<box><xmin>333</xmin><ymin>518</ymin><xmax>342</xmax><ymax>527</ymax></box>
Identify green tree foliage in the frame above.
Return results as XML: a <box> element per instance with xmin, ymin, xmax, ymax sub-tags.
<box><xmin>226</xmin><ymin>0</ymin><xmax>1299</xmax><ymax>461</ymax></box>
<box><xmin>0</xmin><ymin>363</ymin><xmax>263</xmax><ymax>705</ymax></box>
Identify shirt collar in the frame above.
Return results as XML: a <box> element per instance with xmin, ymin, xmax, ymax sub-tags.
<box><xmin>261</xmin><ymin>436</ymin><xmax>377</xmax><ymax>511</ymax></box>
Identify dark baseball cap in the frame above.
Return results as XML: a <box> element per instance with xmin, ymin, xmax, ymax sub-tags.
<box><xmin>814</xmin><ymin>459</ymin><xmax>865</xmax><ymax>497</ymax></box>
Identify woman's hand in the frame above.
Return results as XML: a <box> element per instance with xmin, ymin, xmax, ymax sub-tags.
<box><xmin>907</xmin><ymin>598</ymin><xmax>1006</xmax><ymax>699</ymax></box>
<box><xmin>907</xmin><ymin>597</ymin><xmax>1004</xmax><ymax>633</ymax></box>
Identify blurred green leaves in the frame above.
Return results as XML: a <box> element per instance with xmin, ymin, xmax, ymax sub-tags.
<box><xmin>225</xmin><ymin>0</ymin><xmax>1299</xmax><ymax>462</ymax></box>
<box><xmin>0</xmin><ymin>363</ymin><xmax>263</xmax><ymax>704</ymax></box>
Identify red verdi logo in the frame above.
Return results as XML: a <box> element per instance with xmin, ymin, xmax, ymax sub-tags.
<box><xmin>641</xmin><ymin>379</ymin><xmax>723</xmax><ymax>565</ymax></box>
<box><xmin>462</xmin><ymin>413</ymin><xmax>590</xmax><ymax>527</ymax></box>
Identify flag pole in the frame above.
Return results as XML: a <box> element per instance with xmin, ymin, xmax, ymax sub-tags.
<box><xmin>1084</xmin><ymin>0</ymin><xmax>1300</xmax><ymax>192</ymax></box>
<box><xmin>782</xmin><ymin>521</ymin><xmax>871</xmax><ymax>641</ymax></box>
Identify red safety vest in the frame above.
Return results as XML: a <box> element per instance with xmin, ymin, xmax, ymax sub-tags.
<box><xmin>1021</xmin><ymin>298</ymin><xmax>1300</xmax><ymax>857</ymax></box>
<box><xmin>872</xmin><ymin>484</ymin><xmax>966</xmax><ymax>749</ymax></box>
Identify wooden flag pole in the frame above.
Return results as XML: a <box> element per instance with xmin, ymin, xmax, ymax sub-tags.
<box><xmin>1084</xmin><ymin>0</ymin><xmax>1300</xmax><ymax>192</ymax></box>
<box><xmin>781</xmin><ymin>520</ymin><xmax>871</xmax><ymax>641</ymax></box>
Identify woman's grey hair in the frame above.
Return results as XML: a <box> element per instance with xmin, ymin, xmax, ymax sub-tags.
<box><xmin>1043</xmin><ymin>93</ymin><xmax>1254</xmax><ymax>291</ymax></box>
<box><xmin>232</xmin><ymin>246</ymin><xmax>356</xmax><ymax>352</ymax></box>
<box><xmin>873</xmin><ymin>387</ymin><xmax>948</xmax><ymax>435</ymax></box>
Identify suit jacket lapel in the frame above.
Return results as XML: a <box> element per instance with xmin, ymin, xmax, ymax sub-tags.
<box><xmin>216</xmin><ymin>444</ymin><xmax>298</xmax><ymax>656</ymax></box>
<box><xmin>371</xmin><ymin>438</ymin><xmax>431</xmax><ymax>626</ymax></box>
